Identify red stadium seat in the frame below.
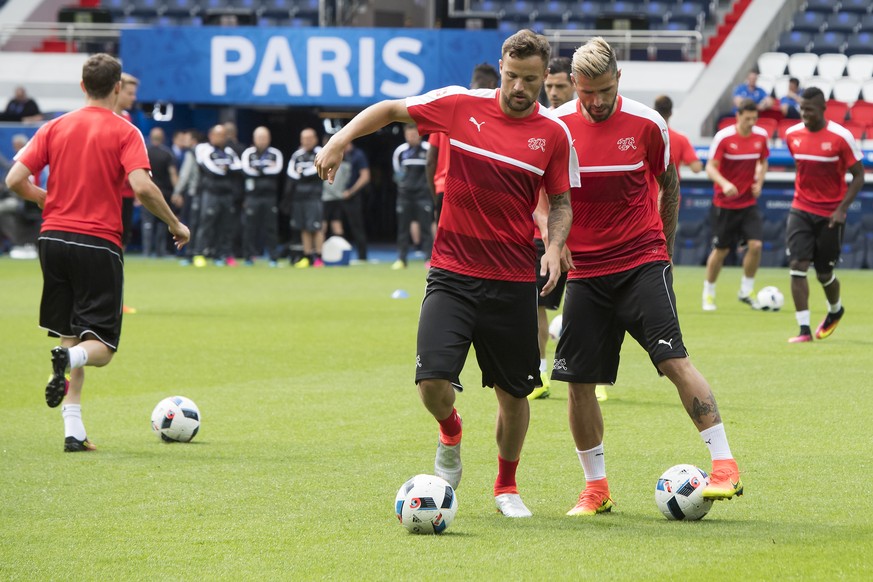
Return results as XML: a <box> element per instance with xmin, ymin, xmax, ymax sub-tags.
<box><xmin>824</xmin><ymin>100</ymin><xmax>849</xmax><ymax>122</ymax></box>
<box><xmin>843</xmin><ymin>120</ymin><xmax>866</xmax><ymax>140</ymax></box>
<box><xmin>849</xmin><ymin>101</ymin><xmax>873</xmax><ymax>125</ymax></box>
<box><xmin>717</xmin><ymin>116</ymin><xmax>735</xmax><ymax>131</ymax></box>
<box><xmin>777</xmin><ymin>118</ymin><xmax>799</xmax><ymax>141</ymax></box>
<box><xmin>755</xmin><ymin>117</ymin><xmax>778</xmax><ymax>138</ymax></box>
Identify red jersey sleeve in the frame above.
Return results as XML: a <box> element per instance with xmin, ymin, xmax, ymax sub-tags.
<box><xmin>839</xmin><ymin>132</ymin><xmax>862</xmax><ymax>167</ymax></box>
<box><xmin>648</xmin><ymin>122</ymin><xmax>669</xmax><ymax>176</ymax></box>
<box><xmin>406</xmin><ymin>86</ymin><xmax>466</xmax><ymax>136</ymax></box>
<box><xmin>676</xmin><ymin>133</ymin><xmax>700</xmax><ymax>165</ymax></box>
<box><xmin>14</xmin><ymin>125</ymin><xmax>49</xmax><ymax>177</ymax></box>
<box><xmin>542</xmin><ymin>123</ymin><xmax>575</xmax><ymax>195</ymax></box>
<box><xmin>119</xmin><ymin>127</ymin><xmax>151</xmax><ymax>176</ymax></box>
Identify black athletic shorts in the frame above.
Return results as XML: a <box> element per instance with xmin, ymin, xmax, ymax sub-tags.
<box><xmin>711</xmin><ymin>204</ymin><xmax>763</xmax><ymax>249</ymax></box>
<box><xmin>415</xmin><ymin>268</ymin><xmax>540</xmax><ymax>398</ymax></box>
<box><xmin>534</xmin><ymin>237</ymin><xmax>568</xmax><ymax>310</ymax></box>
<box><xmin>786</xmin><ymin>208</ymin><xmax>843</xmax><ymax>272</ymax></box>
<box><xmin>38</xmin><ymin>231</ymin><xmax>125</xmax><ymax>351</ymax></box>
<box><xmin>552</xmin><ymin>261</ymin><xmax>688</xmax><ymax>385</ymax></box>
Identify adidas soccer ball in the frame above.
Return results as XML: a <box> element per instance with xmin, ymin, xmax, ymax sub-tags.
<box><xmin>548</xmin><ymin>314</ymin><xmax>564</xmax><ymax>340</ymax></box>
<box><xmin>756</xmin><ymin>286</ymin><xmax>785</xmax><ymax>311</ymax></box>
<box><xmin>151</xmin><ymin>396</ymin><xmax>200</xmax><ymax>442</ymax></box>
<box><xmin>654</xmin><ymin>464</ymin><xmax>713</xmax><ymax>521</ymax></box>
<box><xmin>394</xmin><ymin>474</ymin><xmax>458</xmax><ymax>534</ymax></box>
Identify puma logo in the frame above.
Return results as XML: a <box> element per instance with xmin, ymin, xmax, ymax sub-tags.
<box><xmin>469</xmin><ymin>117</ymin><xmax>485</xmax><ymax>132</ymax></box>
<box><xmin>658</xmin><ymin>338</ymin><xmax>674</xmax><ymax>349</ymax></box>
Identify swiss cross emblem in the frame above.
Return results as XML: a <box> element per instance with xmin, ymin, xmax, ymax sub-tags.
<box><xmin>822</xmin><ymin>142</ymin><xmax>832</xmax><ymax>151</ymax></box>
<box><xmin>617</xmin><ymin>137</ymin><xmax>637</xmax><ymax>151</ymax></box>
<box><xmin>528</xmin><ymin>138</ymin><xmax>546</xmax><ymax>152</ymax></box>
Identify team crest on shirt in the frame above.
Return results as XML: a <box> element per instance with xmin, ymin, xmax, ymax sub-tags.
<box><xmin>792</xmin><ymin>138</ymin><xmax>802</xmax><ymax>148</ymax></box>
<box><xmin>822</xmin><ymin>142</ymin><xmax>832</xmax><ymax>151</ymax></box>
<box><xmin>729</xmin><ymin>142</ymin><xmax>738</xmax><ymax>149</ymax></box>
<box><xmin>528</xmin><ymin>138</ymin><xmax>546</xmax><ymax>152</ymax></box>
<box><xmin>617</xmin><ymin>137</ymin><xmax>637</xmax><ymax>151</ymax></box>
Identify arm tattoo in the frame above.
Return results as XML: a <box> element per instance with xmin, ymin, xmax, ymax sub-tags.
<box><xmin>547</xmin><ymin>192</ymin><xmax>573</xmax><ymax>249</ymax></box>
<box><xmin>657</xmin><ymin>164</ymin><xmax>680</xmax><ymax>259</ymax></box>
<box><xmin>691</xmin><ymin>393</ymin><xmax>722</xmax><ymax>426</ymax></box>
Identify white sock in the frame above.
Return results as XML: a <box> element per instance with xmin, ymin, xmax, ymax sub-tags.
<box><xmin>539</xmin><ymin>359</ymin><xmax>548</xmax><ymax>374</ymax></box>
<box><xmin>576</xmin><ymin>444</ymin><xmax>606</xmax><ymax>482</ymax></box>
<box><xmin>740</xmin><ymin>276</ymin><xmax>755</xmax><ymax>297</ymax></box>
<box><xmin>62</xmin><ymin>404</ymin><xmax>87</xmax><ymax>441</ymax></box>
<box><xmin>700</xmin><ymin>423</ymin><xmax>732</xmax><ymax>461</ymax></box>
<box><xmin>828</xmin><ymin>300</ymin><xmax>842</xmax><ymax>314</ymax></box>
<box><xmin>795</xmin><ymin>310</ymin><xmax>811</xmax><ymax>327</ymax></box>
<box><xmin>68</xmin><ymin>346</ymin><xmax>88</xmax><ymax>369</ymax></box>
<box><xmin>703</xmin><ymin>281</ymin><xmax>716</xmax><ymax>296</ymax></box>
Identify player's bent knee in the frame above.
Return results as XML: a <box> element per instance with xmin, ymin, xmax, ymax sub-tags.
<box><xmin>747</xmin><ymin>240</ymin><xmax>763</xmax><ymax>252</ymax></box>
<box><xmin>817</xmin><ymin>272</ymin><xmax>836</xmax><ymax>286</ymax></box>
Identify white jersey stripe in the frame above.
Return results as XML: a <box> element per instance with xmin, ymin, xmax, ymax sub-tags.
<box><xmin>449</xmin><ymin>138</ymin><xmax>545</xmax><ymax>176</ymax></box>
<box><xmin>793</xmin><ymin>154</ymin><xmax>840</xmax><ymax>163</ymax></box>
<box><xmin>579</xmin><ymin>161</ymin><xmax>645</xmax><ymax>173</ymax></box>
<box><xmin>723</xmin><ymin>153</ymin><xmax>763</xmax><ymax>161</ymax></box>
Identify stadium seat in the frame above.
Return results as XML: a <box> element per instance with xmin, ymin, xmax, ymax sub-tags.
<box><xmin>849</xmin><ymin>99</ymin><xmax>873</xmax><ymax>125</ymax></box>
<box><xmin>840</xmin><ymin>0</ymin><xmax>872</xmax><ymax>14</ymax></box>
<box><xmin>824</xmin><ymin>99</ymin><xmax>849</xmax><ymax>122</ymax></box>
<box><xmin>845</xmin><ymin>32</ymin><xmax>873</xmax><ymax>56</ymax></box>
<box><xmin>755</xmin><ymin>117</ymin><xmax>778</xmax><ymax>139</ymax></box>
<box><xmin>469</xmin><ymin>0</ymin><xmax>500</xmax><ymax>13</ymax></box>
<box><xmin>778</xmin><ymin>31</ymin><xmax>813</xmax><ymax>54</ymax></box>
<box><xmin>791</xmin><ymin>11</ymin><xmax>826</xmax><ymax>33</ymax></box>
<box><xmin>537</xmin><ymin>1</ymin><xmax>570</xmax><ymax>22</ymax></box>
<box><xmin>129</xmin><ymin>0</ymin><xmax>160</xmax><ymax>17</ymax></box>
<box><xmin>673</xmin><ymin>220</ymin><xmax>709</xmax><ymax>266</ymax></box>
<box><xmin>810</xmin><ymin>32</ymin><xmax>847</xmax><ymax>55</ymax></box>
<box><xmin>816</xmin><ymin>53</ymin><xmax>848</xmax><ymax>80</ymax></box>
<box><xmin>163</xmin><ymin>0</ymin><xmax>196</xmax><ymax>16</ymax></box>
<box><xmin>774</xmin><ymin>75</ymin><xmax>792</xmax><ymax>99</ymax></box>
<box><xmin>825</xmin><ymin>12</ymin><xmax>861</xmax><ymax>34</ymax></box>
<box><xmin>803</xmin><ymin>76</ymin><xmax>834</xmax><ymax>99</ymax></box>
<box><xmin>846</xmin><ymin>54</ymin><xmax>873</xmax><ymax>81</ymax></box>
<box><xmin>756</xmin><ymin>74</ymin><xmax>776</xmax><ymax>97</ymax></box>
<box><xmin>757</xmin><ymin>52</ymin><xmax>789</xmax><ymax>78</ymax></box>
<box><xmin>860</xmin><ymin>14</ymin><xmax>873</xmax><ymax>32</ymax></box>
<box><xmin>717</xmin><ymin>116</ymin><xmax>735</xmax><ymax>132</ymax></box>
<box><xmin>831</xmin><ymin>78</ymin><xmax>862</xmax><ymax>104</ymax></box>
<box><xmin>804</xmin><ymin>0</ymin><xmax>838</xmax><ymax>13</ymax></box>
<box><xmin>787</xmin><ymin>52</ymin><xmax>818</xmax><ymax>79</ymax></box>
<box><xmin>643</xmin><ymin>2</ymin><xmax>671</xmax><ymax>25</ymax></box>
<box><xmin>777</xmin><ymin>118</ymin><xmax>800</xmax><ymax>142</ymax></box>
<box><xmin>501</xmin><ymin>1</ymin><xmax>537</xmax><ymax>22</ymax></box>
<box><xmin>862</xmin><ymin>79</ymin><xmax>873</xmax><ymax>101</ymax></box>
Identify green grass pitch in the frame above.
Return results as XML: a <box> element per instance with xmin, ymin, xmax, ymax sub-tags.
<box><xmin>1</xmin><ymin>257</ymin><xmax>872</xmax><ymax>580</ymax></box>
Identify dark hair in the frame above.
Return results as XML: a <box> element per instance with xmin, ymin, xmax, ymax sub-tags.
<box><xmin>82</xmin><ymin>53</ymin><xmax>121</xmax><ymax>99</ymax></box>
<box><xmin>789</xmin><ymin>77</ymin><xmax>800</xmax><ymax>86</ymax></box>
<box><xmin>501</xmin><ymin>29</ymin><xmax>551</xmax><ymax>65</ymax></box>
<box><xmin>548</xmin><ymin>56</ymin><xmax>572</xmax><ymax>77</ymax></box>
<box><xmin>737</xmin><ymin>98</ymin><xmax>758</xmax><ymax>114</ymax></box>
<box><xmin>801</xmin><ymin>87</ymin><xmax>825</xmax><ymax>101</ymax></box>
<box><xmin>653</xmin><ymin>95</ymin><xmax>673</xmax><ymax>118</ymax></box>
<box><xmin>471</xmin><ymin>62</ymin><xmax>499</xmax><ymax>89</ymax></box>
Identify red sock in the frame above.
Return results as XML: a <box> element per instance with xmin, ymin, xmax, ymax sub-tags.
<box><xmin>438</xmin><ymin>408</ymin><xmax>462</xmax><ymax>445</ymax></box>
<box><xmin>494</xmin><ymin>456</ymin><xmax>519</xmax><ymax>496</ymax></box>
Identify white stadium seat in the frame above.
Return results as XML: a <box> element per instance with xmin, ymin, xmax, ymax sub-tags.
<box><xmin>803</xmin><ymin>76</ymin><xmax>833</xmax><ymax>99</ymax></box>
<box><xmin>788</xmin><ymin>53</ymin><xmax>819</xmax><ymax>80</ymax></box>
<box><xmin>816</xmin><ymin>53</ymin><xmax>848</xmax><ymax>81</ymax></box>
<box><xmin>831</xmin><ymin>78</ymin><xmax>862</xmax><ymax>104</ymax></box>
<box><xmin>774</xmin><ymin>75</ymin><xmax>792</xmax><ymax>99</ymax></box>
<box><xmin>757</xmin><ymin>52</ymin><xmax>789</xmax><ymax>77</ymax></box>
<box><xmin>846</xmin><ymin>54</ymin><xmax>873</xmax><ymax>82</ymax></box>
<box><xmin>756</xmin><ymin>74</ymin><xmax>775</xmax><ymax>96</ymax></box>
<box><xmin>862</xmin><ymin>79</ymin><xmax>873</xmax><ymax>102</ymax></box>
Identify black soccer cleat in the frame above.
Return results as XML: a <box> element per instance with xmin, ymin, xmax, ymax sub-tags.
<box><xmin>64</xmin><ymin>436</ymin><xmax>96</xmax><ymax>452</ymax></box>
<box><xmin>46</xmin><ymin>346</ymin><xmax>70</xmax><ymax>408</ymax></box>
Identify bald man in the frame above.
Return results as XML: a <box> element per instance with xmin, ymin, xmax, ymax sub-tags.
<box><xmin>191</xmin><ymin>124</ymin><xmax>242</xmax><ymax>267</ymax></box>
<box><xmin>241</xmin><ymin>126</ymin><xmax>284</xmax><ymax>266</ymax></box>
<box><xmin>287</xmin><ymin>127</ymin><xmax>324</xmax><ymax>267</ymax></box>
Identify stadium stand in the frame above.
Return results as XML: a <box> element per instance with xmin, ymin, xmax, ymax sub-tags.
<box><xmin>816</xmin><ymin>53</ymin><xmax>848</xmax><ymax>81</ymax></box>
<box><xmin>757</xmin><ymin>51</ymin><xmax>789</xmax><ymax>78</ymax></box>
<box><xmin>787</xmin><ymin>53</ymin><xmax>819</xmax><ymax>80</ymax></box>
<box><xmin>832</xmin><ymin>77</ymin><xmax>863</xmax><ymax>104</ymax></box>
<box><xmin>847</xmin><ymin>55</ymin><xmax>873</xmax><ymax>82</ymax></box>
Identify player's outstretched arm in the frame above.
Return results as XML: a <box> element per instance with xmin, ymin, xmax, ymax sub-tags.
<box><xmin>129</xmin><ymin>168</ymin><xmax>190</xmax><ymax>248</ymax></box>
<box><xmin>657</xmin><ymin>164</ymin><xmax>680</xmax><ymax>259</ymax></box>
<box><xmin>316</xmin><ymin>99</ymin><xmax>413</xmax><ymax>183</ymax></box>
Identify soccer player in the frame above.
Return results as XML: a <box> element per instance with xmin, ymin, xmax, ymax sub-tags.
<box><xmin>316</xmin><ymin>29</ymin><xmax>576</xmax><ymax>518</ymax></box>
<box><xmin>702</xmin><ymin>98</ymin><xmax>770</xmax><ymax>311</ymax></box>
<box><xmin>529</xmin><ymin>56</ymin><xmax>580</xmax><ymax>401</ymax></box>
<box><xmin>653</xmin><ymin>94</ymin><xmax>703</xmax><ymax>177</ymax></box>
<box><xmin>4</xmin><ymin>53</ymin><xmax>189</xmax><ymax>452</ymax></box>
<box><xmin>784</xmin><ymin>87</ymin><xmax>864</xmax><ymax>343</ymax></box>
<box><xmin>552</xmin><ymin>37</ymin><xmax>743</xmax><ymax>516</ymax></box>
<box><xmin>115</xmin><ymin>73</ymin><xmax>139</xmax><ymax>313</ymax></box>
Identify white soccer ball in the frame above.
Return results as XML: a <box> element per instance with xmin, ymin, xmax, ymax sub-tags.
<box><xmin>394</xmin><ymin>474</ymin><xmax>458</xmax><ymax>534</ymax></box>
<box><xmin>548</xmin><ymin>314</ymin><xmax>564</xmax><ymax>340</ymax></box>
<box><xmin>654</xmin><ymin>464</ymin><xmax>713</xmax><ymax>521</ymax></box>
<box><xmin>151</xmin><ymin>396</ymin><xmax>201</xmax><ymax>443</ymax></box>
<box><xmin>756</xmin><ymin>286</ymin><xmax>785</xmax><ymax>311</ymax></box>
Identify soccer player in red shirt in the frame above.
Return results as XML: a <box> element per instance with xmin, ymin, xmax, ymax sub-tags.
<box><xmin>784</xmin><ymin>87</ymin><xmax>864</xmax><ymax>342</ymax></box>
<box><xmin>653</xmin><ymin>94</ymin><xmax>703</xmax><ymax>178</ymax></box>
<box><xmin>317</xmin><ymin>30</ymin><xmax>576</xmax><ymax>518</ymax></box>
<box><xmin>5</xmin><ymin>53</ymin><xmax>189</xmax><ymax>452</ymax></box>
<box><xmin>703</xmin><ymin>98</ymin><xmax>770</xmax><ymax>311</ymax></box>
<box><xmin>552</xmin><ymin>37</ymin><xmax>743</xmax><ymax>516</ymax></box>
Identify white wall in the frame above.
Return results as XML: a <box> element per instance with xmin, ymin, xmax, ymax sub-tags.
<box><xmin>0</xmin><ymin>52</ymin><xmax>89</xmax><ymax>113</ymax></box>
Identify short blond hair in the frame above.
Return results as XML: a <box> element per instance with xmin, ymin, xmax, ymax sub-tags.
<box><xmin>571</xmin><ymin>37</ymin><xmax>617</xmax><ymax>79</ymax></box>
<box><xmin>121</xmin><ymin>73</ymin><xmax>139</xmax><ymax>87</ymax></box>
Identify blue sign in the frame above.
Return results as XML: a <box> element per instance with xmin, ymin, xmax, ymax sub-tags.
<box><xmin>120</xmin><ymin>27</ymin><xmax>504</xmax><ymax>107</ymax></box>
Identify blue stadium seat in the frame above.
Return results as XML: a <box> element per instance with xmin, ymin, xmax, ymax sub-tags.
<box><xmin>501</xmin><ymin>1</ymin><xmax>537</xmax><ymax>22</ymax></box>
<box><xmin>804</xmin><ymin>0</ymin><xmax>838</xmax><ymax>13</ymax></box>
<box><xmin>845</xmin><ymin>32</ymin><xmax>873</xmax><ymax>56</ymax></box>
<box><xmin>673</xmin><ymin>220</ymin><xmax>709</xmax><ymax>267</ymax></box>
<box><xmin>605</xmin><ymin>1</ymin><xmax>644</xmax><ymax>17</ymax></box>
<box><xmin>839</xmin><ymin>0</ymin><xmax>871</xmax><ymax>13</ymax></box>
<box><xmin>292</xmin><ymin>0</ymin><xmax>318</xmax><ymax>17</ymax></box>
<box><xmin>538</xmin><ymin>1</ymin><xmax>570</xmax><ymax>22</ymax></box>
<box><xmin>469</xmin><ymin>0</ymin><xmax>500</xmax><ymax>12</ymax></box>
<box><xmin>260</xmin><ymin>0</ymin><xmax>292</xmax><ymax>18</ymax></box>
<box><xmin>778</xmin><ymin>30</ymin><xmax>813</xmax><ymax>54</ymax></box>
<box><xmin>563</xmin><ymin>16</ymin><xmax>595</xmax><ymax>29</ymax></box>
<box><xmin>826</xmin><ymin>12</ymin><xmax>860</xmax><ymax>34</ymax></box>
<box><xmin>672</xmin><ymin>1</ymin><xmax>708</xmax><ymax>22</ymax></box>
<box><xmin>644</xmin><ymin>2</ymin><xmax>671</xmax><ymax>25</ymax></box>
<box><xmin>860</xmin><ymin>13</ymin><xmax>873</xmax><ymax>32</ymax></box>
<box><xmin>811</xmin><ymin>31</ymin><xmax>847</xmax><ymax>54</ymax></box>
<box><xmin>128</xmin><ymin>0</ymin><xmax>160</xmax><ymax>17</ymax></box>
<box><xmin>101</xmin><ymin>0</ymin><xmax>128</xmax><ymax>19</ymax></box>
<box><xmin>791</xmin><ymin>11</ymin><xmax>826</xmax><ymax>33</ymax></box>
<box><xmin>163</xmin><ymin>0</ymin><xmax>196</xmax><ymax>17</ymax></box>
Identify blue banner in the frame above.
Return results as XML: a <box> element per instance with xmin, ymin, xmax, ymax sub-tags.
<box><xmin>120</xmin><ymin>27</ymin><xmax>504</xmax><ymax>107</ymax></box>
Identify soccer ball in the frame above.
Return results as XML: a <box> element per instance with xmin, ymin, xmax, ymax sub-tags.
<box><xmin>548</xmin><ymin>314</ymin><xmax>564</xmax><ymax>340</ymax></box>
<box><xmin>151</xmin><ymin>396</ymin><xmax>200</xmax><ymax>442</ymax></box>
<box><xmin>394</xmin><ymin>474</ymin><xmax>458</xmax><ymax>534</ymax></box>
<box><xmin>654</xmin><ymin>464</ymin><xmax>713</xmax><ymax>521</ymax></box>
<box><xmin>756</xmin><ymin>286</ymin><xmax>785</xmax><ymax>311</ymax></box>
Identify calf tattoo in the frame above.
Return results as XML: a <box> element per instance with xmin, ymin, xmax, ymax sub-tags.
<box><xmin>691</xmin><ymin>393</ymin><xmax>721</xmax><ymax>425</ymax></box>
